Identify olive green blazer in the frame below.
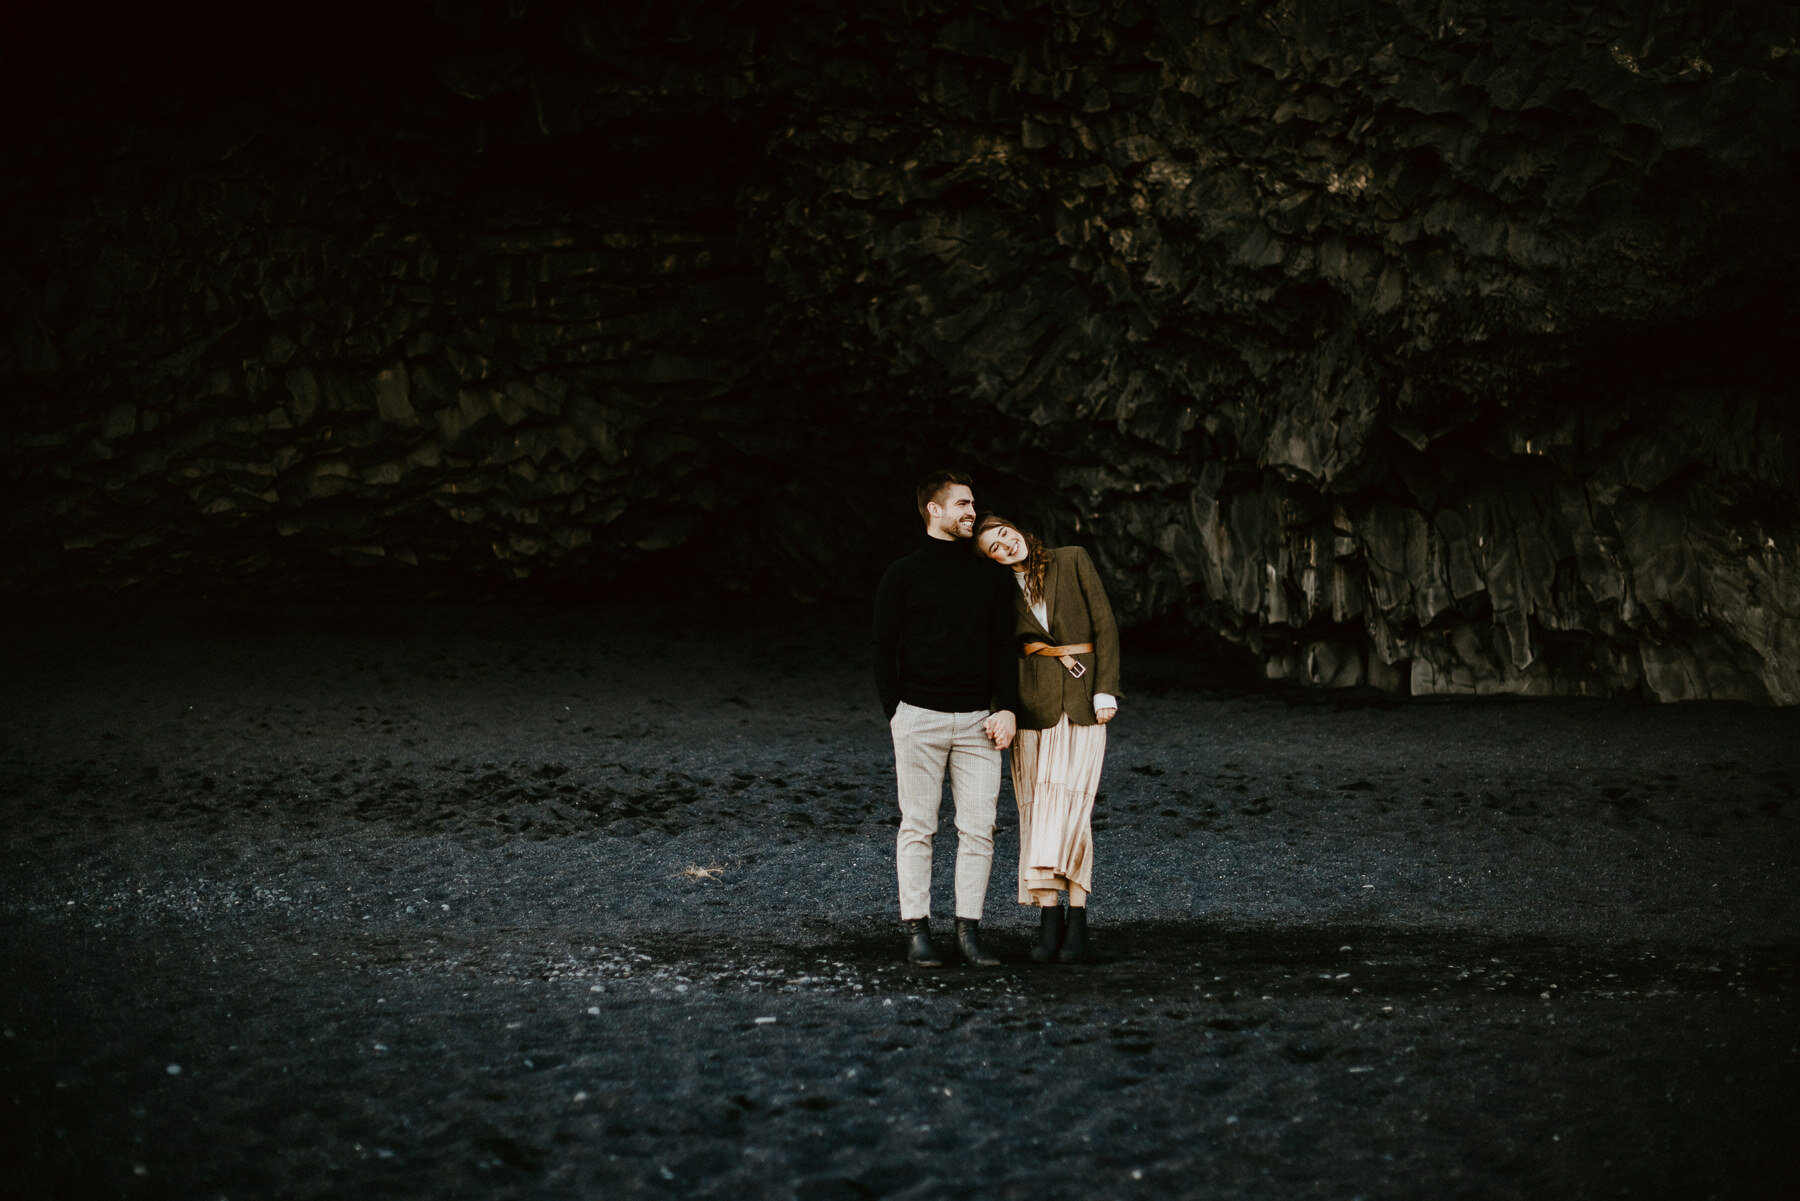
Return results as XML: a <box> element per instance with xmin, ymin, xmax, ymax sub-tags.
<box><xmin>1010</xmin><ymin>545</ymin><xmax>1122</xmax><ymax>729</ymax></box>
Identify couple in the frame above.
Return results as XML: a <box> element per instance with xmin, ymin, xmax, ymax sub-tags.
<box><xmin>872</xmin><ymin>470</ymin><xmax>1120</xmax><ymax>968</ymax></box>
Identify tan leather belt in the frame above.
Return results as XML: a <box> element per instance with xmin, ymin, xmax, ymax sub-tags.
<box><xmin>1022</xmin><ymin>641</ymin><xmax>1094</xmax><ymax>678</ymax></box>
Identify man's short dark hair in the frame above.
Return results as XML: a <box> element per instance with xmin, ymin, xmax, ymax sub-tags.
<box><xmin>916</xmin><ymin>469</ymin><xmax>973</xmax><ymax>521</ymax></box>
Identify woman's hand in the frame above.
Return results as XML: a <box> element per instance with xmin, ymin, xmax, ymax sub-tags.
<box><xmin>1095</xmin><ymin>706</ymin><xmax>1116</xmax><ymax>725</ymax></box>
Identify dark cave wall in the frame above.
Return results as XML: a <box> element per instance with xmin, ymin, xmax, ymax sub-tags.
<box><xmin>0</xmin><ymin>14</ymin><xmax>832</xmax><ymax>598</ymax></box>
<box><xmin>4</xmin><ymin>1</ymin><xmax>1798</xmax><ymax>701</ymax></box>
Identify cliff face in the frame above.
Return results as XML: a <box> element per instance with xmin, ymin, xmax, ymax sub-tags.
<box><xmin>4</xmin><ymin>1</ymin><xmax>1798</xmax><ymax>700</ymax></box>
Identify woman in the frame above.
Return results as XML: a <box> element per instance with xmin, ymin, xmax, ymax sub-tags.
<box><xmin>973</xmin><ymin>515</ymin><xmax>1120</xmax><ymax>963</ymax></box>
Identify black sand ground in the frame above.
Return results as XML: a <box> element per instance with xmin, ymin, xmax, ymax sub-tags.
<box><xmin>3</xmin><ymin>602</ymin><xmax>1797</xmax><ymax>1200</ymax></box>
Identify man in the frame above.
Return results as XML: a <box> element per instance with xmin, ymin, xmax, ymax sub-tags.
<box><xmin>873</xmin><ymin>469</ymin><xmax>1019</xmax><ymax>967</ymax></box>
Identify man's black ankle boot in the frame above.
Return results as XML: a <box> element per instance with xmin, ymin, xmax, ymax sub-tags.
<box><xmin>903</xmin><ymin>918</ymin><xmax>944</xmax><ymax>967</ymax></box>
<box><xmin>1058</xmin><ymin>907</ymin><xmax>1089</xmax><ymax>963</ymax></box>
<box><xmin>954</xmin><ymin>918</ymin><xmax>1001</xmax><ymax>967</ymax></box>
<box><xmin>1029</xmin><ymin>905</ymin><xmax>1065</xmax><ymax>964</ymax></box>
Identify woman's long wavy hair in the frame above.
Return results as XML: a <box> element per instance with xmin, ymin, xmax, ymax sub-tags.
<box><xmin>974</xmin><ymin>514</ymin><xmax>1053</xmax><ymax>606</ymax></box>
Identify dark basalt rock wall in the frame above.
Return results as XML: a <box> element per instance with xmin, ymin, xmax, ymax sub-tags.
<box><xmin>4</xmin><ymin>1</ymin><xmax>1798</xmax><ymax>700</ymax></box>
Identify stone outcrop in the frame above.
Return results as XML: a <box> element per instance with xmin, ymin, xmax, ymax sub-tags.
<box><xmin>4</xmin><ymin>1</ymin><xmax>1798</xmax><ymax>700</ymax></box>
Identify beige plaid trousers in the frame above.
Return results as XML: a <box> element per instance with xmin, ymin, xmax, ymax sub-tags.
<box><xmin>889</xmin><ymin>701</ymin><xmax>1001</xmax><ymax>921</ymax></box>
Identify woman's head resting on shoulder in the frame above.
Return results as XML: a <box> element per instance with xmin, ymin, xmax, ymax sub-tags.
<box><xmin>973</xmin><ymin>516</ymin><xmax>1030</xmax><ymax>567</ymax></box>
<box><xmin>974</xmin><ymin>514</ymin><xmax>1052</xmax><ymax>604</ymax></box>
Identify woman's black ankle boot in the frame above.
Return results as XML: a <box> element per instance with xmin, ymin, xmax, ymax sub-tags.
<box><xmin>1030</xmin><ymin>905</ymin><xmax>1065</xmax><ymax>964</ymax></box>
<box><xmin>1058</xmin><ymin>907</ymin><xmax>1089</xmax><ymax>963</ymax></box>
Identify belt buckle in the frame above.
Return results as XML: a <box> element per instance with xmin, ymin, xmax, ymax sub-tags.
<box><xmin>1065</xmin><ymin>658</ymin><xmax>1086</xmax><ymax>679</ymax></box>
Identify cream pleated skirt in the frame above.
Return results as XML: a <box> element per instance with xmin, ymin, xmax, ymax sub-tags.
<box><xmin>1010</xmin><ymin>715</ymin><xmax>1108</xmax><ymax>903</ymax></box>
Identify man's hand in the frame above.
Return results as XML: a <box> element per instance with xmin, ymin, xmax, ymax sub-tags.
<box><xmin>984</xmin><ymin>709</ymin><xmax>1017</xmax><ymax>750</ymax></box>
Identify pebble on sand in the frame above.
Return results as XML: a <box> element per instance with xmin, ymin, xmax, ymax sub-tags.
<box><xmin>165</xmin><ymin>1064</ymin><xmax>181</xmax><ymax>1075</ymax></box>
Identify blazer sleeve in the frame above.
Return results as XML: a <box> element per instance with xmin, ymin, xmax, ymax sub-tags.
<box><xmin>1072</xmin><ymin>546</ymin><xmax>1122</xmax><ymax>699</ymax></box>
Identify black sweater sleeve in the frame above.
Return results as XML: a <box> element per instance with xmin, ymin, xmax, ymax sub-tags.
<box><xmin>872</xmin><ymin>561</ymin><xmax>903</xmax><ymax>718</ymax></box>
<box><xmin>989</xmin><ymin>566</ymin><xmax>1021</xmax><ymax>715</ymax></box>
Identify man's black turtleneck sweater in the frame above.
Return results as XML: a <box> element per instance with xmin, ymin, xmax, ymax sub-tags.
<box><xmin>873</xmin><ymin>535</ymin><xmax>1020</xmax><ymax>719</ymax></box>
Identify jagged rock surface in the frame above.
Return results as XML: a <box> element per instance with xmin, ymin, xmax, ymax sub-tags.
<box><xmin>3</xmin><ymin>1</ymin><xmax>1798</xmax><ymax>700</ymax></box>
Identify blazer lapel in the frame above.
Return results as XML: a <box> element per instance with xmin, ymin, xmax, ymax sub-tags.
<box><xmin>1014</xmin><ymin>574</ymin><xmax>1052</xmax><ymax>640</ymax></box>
<box><xmin>1039</xmin><ymin>552</ymin><xmax>1061</xmax><ymax>638</ymax></box>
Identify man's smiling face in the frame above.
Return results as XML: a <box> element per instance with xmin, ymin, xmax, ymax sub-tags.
<box><xmin>929</xmin><ymin>484</ymin><xmax>977</xmax><ymax>540</ymax></box>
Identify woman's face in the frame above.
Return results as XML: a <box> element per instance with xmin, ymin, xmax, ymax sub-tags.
<box><xmin>977</xmin><ymin>525</ymin><xmax>1028</xmax><ymax>566</ymax></box>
